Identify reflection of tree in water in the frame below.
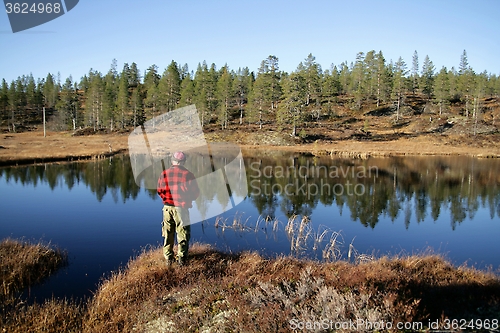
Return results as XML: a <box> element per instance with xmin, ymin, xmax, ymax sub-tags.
<box><xmin>0</xmin><ymin>155</ymin><xmax>142</xmax><ymax>203</ymax></box>
<box><xmin>1</xmin><ymin>154</ymin><xmax>499</xmax><ymax>230</ymax></box>
<box><xmin>251</xmin><ymin>191</ymin><xmax>278</xmax><ymax>219</ymax></box>
<box><xmin>244</xmin><ymin>154</ymin><xmax>500</xmax><ymax>229</ymax></box>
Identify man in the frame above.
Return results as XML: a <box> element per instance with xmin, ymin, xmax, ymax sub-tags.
<box><xmin>157</xmin><ymin>151</ymin><xmax>200</xmax><ymax>266</ymax></box>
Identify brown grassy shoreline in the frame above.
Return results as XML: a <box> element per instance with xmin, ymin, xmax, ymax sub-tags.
<box><xmin>0</xmin><ymin>238</ymin><xmax>67</xmax><ymax>296</ymax></box>
<box><xmin>1</xmin><ymin>239</ymin><xmax>500</xmax><ymax>332</ymax></box>
<box><xmin>0</xmin><ymin>239</ymin><xmax>67</xmax><ymax>311</ymax></box>
<box><xmin>0</xmin><ymin>130</ymin><xmax>499</xmax><ymax>167</ymax></box>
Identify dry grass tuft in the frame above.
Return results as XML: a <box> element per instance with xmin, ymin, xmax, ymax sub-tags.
<box><xmin>286</xmin><ymin>215</ymin><xmax>349</xmax><ymax>261</ymax></box>
<box><xmin>2</xmin><ymin>298</ymin><xmax>84</xmax><ymax>333</ymax></box>
<box><xmin>0</xmin><ymin>238</ymin><xmax>66</xmax><ymax>305</ymax></box>
<box><xmin>0</xmin><ymin>238</ymin><xmax>70</xmax><ymax>331</ymax></box>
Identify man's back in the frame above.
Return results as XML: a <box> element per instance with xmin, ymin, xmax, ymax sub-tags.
<box><xmin>157</xmin><ymin>165</ymin><xmax>199</xmax><ymax>208</ymax></box>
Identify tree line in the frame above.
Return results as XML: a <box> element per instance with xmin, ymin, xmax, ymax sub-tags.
<box><xmin>1</xmin><ymin>50</ymin><xmax>499</xmax><ymax>134</ymax></box>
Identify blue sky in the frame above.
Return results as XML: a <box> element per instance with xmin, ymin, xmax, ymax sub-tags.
<box><xmin>1</xmin><ymin>0</ymin><xmax>499</xmax><ymax>83</ymax></box>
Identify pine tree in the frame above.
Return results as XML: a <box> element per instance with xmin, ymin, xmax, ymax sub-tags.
<box><xmin>216</xmin><ymin>65</ymin><xmax>233</xmax><ymax>129</ymax></box>
<box><xmin>391</xmin><ymin>57</ymin><xmax>408</xmax><ymax>121</ymax></box>
<box><xmin>375</xmin><ymin>51</ymin><xmax>391</xmax><ymax>107</ymax></box>
<box><xmin>410</xmin><ymin>50</ymin><xmax>419</xmax><ymax>95</ymax></box>
<box><xmin>233</xmin><ymin>67</ymin><xmax>252</xmax><ymax>124</ymax></box>
<box><xmin>421</xmin><ymin>55</ymin><xmax>435</xmax><ymax>100</ymax></box>
<box><xmin>7</xmin><ymin>80</ymin><xmax>16</xmax><ymax>132</ymax></box>
<box><xmin>364</xmin><ymin>50</ymin><xmax>377</xmax><ymax>100</ymax></box>
<box><xmin>485</xmin><ymin>73</ymin><xmax>496</xmax><ymax>98</ymax></box>
<box><xmin>85</xmin><ymin>70</ymin><xmax>104</xmax><ymax>130</ymax></box>
<box><xmin>34</xmin><ymin>78</ymin><xmax>44</xmax><ymax>112</ymax></box>
<box><xmin>206</xmin><ymin>63</ymin><xmax>219</xmax><ymax>120</ymax></box>
<box><xmin>434</xmin><ymin>67</ymin><xmax>450</xmax><ymax>115</ymax></box>
<box><xmin>128</xmin><ymin>62</ymin><xmax>143</xmax><ymax>127</ymax></box>
<box><xmin>458</xmin><ymin>50</ymin><xmax>474</xmax><ymax>117</ymax></box>
<box><xmin>492</xmin><ymin>75</ymin><xmax>500</xmax><ymax>125</ymax></box>
<box><xmin>102</xmin><ymin>62</ymin><xmax>118</xmax><ymax>130</ymax></box>
<box><xmin>15</xmin><ymin>78</ymin><xmax>27</xmax><ymax>110</ymax></box>
<box><xmin>130</xmin><ymin>85</ymin><xmax>144</xmax><ymax>128</ymax></box>
<box><xmin>144</xmin><ymin>65</ymin><xmax>160</xmax><ymax>124</ymax></box>
<box><xmin>447</xmin><ymin>67</ymin><xmax>458</xmax><ymax>100</ymax></box>
<box><xmin>279</xmin><ymin>71</ymin><xmax>306</xmax><ymax>136</ymax></box>
<box><xmin>248</xmin><ymin>56</ymin><xmax>281</xmax><ymax>128</ymax></box>
<box><xmin>144</xmin><ymin>65</ymin><xmax>160</xmax><ymax>88</ymax></box>
<box><xmin>0</xmin><ymin>79</ymin><xmax>9</xmax><ymax>119</ymax></box>
<box><xmin>128</xmin><ymin>62</ymin><xmax>141</xmax><ymax>88</ymax></box>
<box><xmin>266</xmin><ymin>55</ymin><xmax>281</xmax><ymax>110</ymax></box>
<box><xmin>198</xmin><ymin>63</ymin><xmax>219</xmax><ymax>122</ymax></box>
<box><xmin>338</xmin><ymin>62</ymin><xmax>350</xmax><ymax>95</ymax></box>
<box><xmin>458</xmin><ymin>50</ymin><xmax>469</xmax><ymax>75</ymax></box>
<box><xmin>56</xmin><ymin>76</ymin><xmax>77</xmax><ymax>130</ymax></box>
<box><xmin>26</xmin><ymin>74</ymin><xmax>37</xmax><ymax>109</ymax></box>
<box><xmin>79</xmin><ymin>74</ymin><xmax>90</xmax><ymax>93</ymax></box>
<box><xmin>193</xmin><ymin>62</ymin><xmax>209</xmax><ymax>126</ymax></box>
<box><xmin>495</xmin><ymin>75</ymin><xmax>500</xmax><ymax>98</ymax></box>
<box><xmin>179</xmin><ymin>72</ymin><xmax>195</xmax><ymax>107</ymax></box>
<box><xmin>158</xmin><ymin>60</ymin><xmax>181</xmax><ymax>112</ymax></box>
<box><xmin>321</xmin><ymin>66</ymin><xmax>341</xmax><ymax>117</ymax></box>
<box><xmin>301</xmin><ymin>53</ymin><xmax>321</xmax><ymax>107</ymax></box>
<box><xmin>248</xmin><ymin>61</ymin><xmax>268</xmax><ymax>129</ymax></box>
<box><xmin>43</xmin><ymin>73</ymin><xmax>58</xmax><ymax>109</ymax></box>
<box><xmin>179</xmin><ymin>63</ymin><xmax>190</xmax><ymax>81</ymax></box>
<box><xmin>350</xmin><ymin>52</ymin><xmax>366</xmax><ymax>110</ymax></box>
<box><xmin>193</xmin><ymin>61</ymin><xmax>218</xmax><ymax>126</ymax></box>
<box><xmin>116</xmin><ymin>63</ymin><xmax>130</xmax><ymax>129</ymax></box>
<box><xmin>10</xmin><ymin>78</ymin><xmax>27</xmax><ymax>130</ymax></box>
<box><xmin>248</xmin><ymin>76</ymin><xmax>264</xmax><ymax>128</ymax></box>
<box><xmin>473</xmin><ymin>71</ymin><xmax>488</xmax><ymax>128</ymax></box>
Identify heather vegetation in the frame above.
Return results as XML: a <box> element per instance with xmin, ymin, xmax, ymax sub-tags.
<box><xmin>1</xmin><ymin>239</ymin><xmax>499</xmax><ymax>333</ymax></box>
<box><xmin>1</xmin><ymin>50</ymin><xmax>499</xmax><ymax>138</ymax></box>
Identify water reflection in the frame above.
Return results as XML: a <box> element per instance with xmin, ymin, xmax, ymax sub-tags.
<box><xmin>1</xmin><ymin>154</ymin><xmax>499</xmax><ymax>230</ymax></box>
<box><xmin>245</xmin><ymin>154</ymin><xmax>500</xmax><ymax>230</ymax></box>
<box><xmin>0</xmin><ymin>156</ymin><xmax>142</xmax><ymax>203</ymax></box>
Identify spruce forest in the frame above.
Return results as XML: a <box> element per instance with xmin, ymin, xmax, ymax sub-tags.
<box><xmin>1</xmin><ymin>50</ymin><xmax>499</xmax><ymax>137</ymax></box>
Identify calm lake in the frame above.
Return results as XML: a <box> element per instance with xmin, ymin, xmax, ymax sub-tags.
<box><xmin>1</xmin><ymin>152</ymin><xmax>499</xmax><ymax>301</ymax></box>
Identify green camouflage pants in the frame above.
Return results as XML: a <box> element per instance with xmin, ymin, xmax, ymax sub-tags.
<box><xmin>162</xmin><ymin>205</ymin><xmax>191</xmax><ymax>261</ymax></box>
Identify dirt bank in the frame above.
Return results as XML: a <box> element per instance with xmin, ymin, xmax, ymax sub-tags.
<box><xmin>0</xmin><ymin>131</ymin><xmax>130</xmax><ymax>166</ymax></box>
<box><xmin>240</xmin><ymin>134</ymin><xmax>500</xmax><ymax>158</ymax></box>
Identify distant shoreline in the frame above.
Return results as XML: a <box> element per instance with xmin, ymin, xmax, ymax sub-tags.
<box><xmin>0</xmin><ymin>130</ymin><xmax>499</xmax><ymax>167</ymax></box>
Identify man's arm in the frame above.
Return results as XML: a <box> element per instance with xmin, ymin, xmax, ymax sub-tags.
<box><xmin>157</xmin><ymin>171</ymin><xmax>169</xmax><ymax>201</ymax></box>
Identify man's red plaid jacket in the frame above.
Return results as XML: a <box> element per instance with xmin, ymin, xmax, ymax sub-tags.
<box><xmin>157</xmin><ymin>165</ymin><xmax>200</xmax><ymax>208</ymax></box>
